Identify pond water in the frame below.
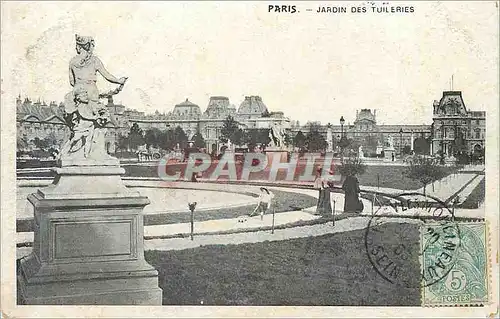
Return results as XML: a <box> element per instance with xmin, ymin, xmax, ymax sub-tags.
<box><xmin>16</xmin><ymin>186</ymin><xmax>256</xmax><ymax>219</ymax></box>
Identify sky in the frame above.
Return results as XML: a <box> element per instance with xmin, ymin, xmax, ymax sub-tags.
<box><xmin>2</xmin><ymin>1</ymin><xmax>498</xmax><ymax>125</ymax></box>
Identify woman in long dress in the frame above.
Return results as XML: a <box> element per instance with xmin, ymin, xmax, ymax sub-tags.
<box><xmin>342</xmin><ymin>174</ymin><xmax>361</xmax><ymax>213</ymax></box>
<box><xmin>314</xmin><ymin>168</ymin><xmax>332</xmax><ymax>215</ymax></box>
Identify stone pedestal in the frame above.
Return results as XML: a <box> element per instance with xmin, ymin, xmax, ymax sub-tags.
<box><xmin>384</xmin><ymin>148</ymin><xmax>396</xmax><ymax>161</ymax></box>
<box><xmin>17</xmin><ymin>163</ymin><xmax>162</xmax><ymax>305</ymax></box>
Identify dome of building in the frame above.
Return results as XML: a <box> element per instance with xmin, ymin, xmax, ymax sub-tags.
<box><xmin>237</xmin><ymin>96</ymin><xmax>268</xmax><ymax>115</ymax></box>
<box><xmin>356</xmin><ymin>109</ymin><xmax>376</xmax><ymax>123</ymax></box>
<box><xmin>172</xmin><ymin>98</ymin><xmax>201</xmax><ymax>119</ymax></box>
<box><xmin>204</xmin><ymin>96</ymin><xmax>231</xmax><ymax>119</ymax></box>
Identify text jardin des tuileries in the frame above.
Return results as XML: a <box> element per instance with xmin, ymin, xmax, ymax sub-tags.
<box><xmin>315</xmin><ymin>4</ymin><xmax>415</xmax><ymax>14</ymax></box>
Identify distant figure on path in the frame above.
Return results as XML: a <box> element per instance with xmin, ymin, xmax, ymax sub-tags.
<box><xmin>342</xmin><ymin>174</ymin><xmax>362</xmax><ymax>213</ymax></box>
<box><xmin>314</xmin><ymin>168</ymin><xmax>332</xmax><ymax>215</ymax></box>
<box><xmin>250</xmin><ymin>187</ymin><xmax>275</xmax><ymax>220</ymax></box>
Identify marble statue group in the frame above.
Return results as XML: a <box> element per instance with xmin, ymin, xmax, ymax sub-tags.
<box><xmin>60</xmin><ymin>34</ymin><xmax>128</xmax><ymax>162</ymax></box>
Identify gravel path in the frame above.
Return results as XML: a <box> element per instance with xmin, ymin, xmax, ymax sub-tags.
<box><xmin>145</xmin><ymin>216</ymin><xmax>421</xmax><ymax>251</ymax></box>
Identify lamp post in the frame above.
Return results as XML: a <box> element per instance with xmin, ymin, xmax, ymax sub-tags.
<box><xmin>399</xmin><ymin>128</ymin><xmax>403</xmax><ymax>157</ymax></box>
<box><xmin>340</xmin><ymin>116</ymin><xmax>345</xmax><ymax>156</ymax></box>
<box><xmin>340</xmin><ymin>116</ymin><xmax>345</xmax><ymax>138</ymax></box>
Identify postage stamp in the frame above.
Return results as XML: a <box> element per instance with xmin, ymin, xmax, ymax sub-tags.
<box><xmin>421</xmin><ymin>222</ymin><xmax>489</xmax><ymax>306</ymax></box>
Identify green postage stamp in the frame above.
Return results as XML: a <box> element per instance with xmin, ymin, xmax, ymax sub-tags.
<box><xmin>421</xmin><ymin>222</ymin><xmax>489</xmax><ymax>306</ymax></box>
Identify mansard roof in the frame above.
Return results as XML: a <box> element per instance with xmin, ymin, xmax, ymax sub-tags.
<box><xmin>434</xmin><ymin>91</ymin><xmax>468</xmax><ymax>116</ymax></box>
<box><xmin>237</xmin><ymin>96</ymin><xmax>268</xmax><ymax>115</ymax></box>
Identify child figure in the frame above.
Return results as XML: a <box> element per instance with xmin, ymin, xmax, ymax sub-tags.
<box><xmin>250</xmin><ymin>187</ymin><xmax>275</xmax><ymax>220</ymax></box>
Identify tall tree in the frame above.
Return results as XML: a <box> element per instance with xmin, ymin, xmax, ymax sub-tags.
<box><xmin>219</xmin><ymin>116</ymin><xmax>239</xmax><ymax>143</ymax></box>
<box><xmin>158</xmin><ymin>129</ymin><xmax>174</xmax><ymax>150</ymax></box>
<box><xmin>293</xmin><ymin>131</ymin><xmax>307</xmax><ymax>149</ymax></box>
<box><xmin>192</xmin><ymin>131</ymin><xmax>206</xmax><ymax>149</ymax></box>
<box><xmin>144</xmin><ymin>128</ymin><xmax>161</xmax><ymax>148</ymax></box>
<box><xmin>404</xmin><ymin>155</ymin><xmax>445</xmax><ymax>196</ymax></box>
<box><xmin>231</xmin><ymin>128</ymin><xmax>245</xmax><ymax>146</ymax></box>
<box><xmin>305</xmin><ymin>124</ymin><xmax>327</xmax><ymax>152</ymax></box>
<box><xmin>173</xmin><ymin>126</ymin><xmax>188</xmax><ymax>149</ymax></box>
<box><xmin>245</xmin><ymin>128</ymin><xmax>270</xmax><ymax>151</ymax></box>
<box><xmin>128</xmin><ymin>123</ymin><xmax>144</xmax><ymax>150</ymax></box>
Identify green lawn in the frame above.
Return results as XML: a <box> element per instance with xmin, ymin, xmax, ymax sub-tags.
<box><xmin>357</xmin><ymin>165</ymin><xmax>456</xmax><ymax>190</ymax></box>
<box><xmin>460</xmin><ymin>177</ymin><xmax>485</xmax><ymax>209</ymax></box>
<box><xmin>144</xmin><ymin>189</ymin><xmax>317</xmax><ymax>226</ymax></box>
<box><xmin>145</xmin><ymin>222</ymin><xmax>421</xmax><ymax>306</ymax></box>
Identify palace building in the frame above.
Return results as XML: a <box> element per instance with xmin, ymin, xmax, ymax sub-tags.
<box><xmin>430</xmin><ymin>91</ymin><xmax>485</xmax><ymax>157</ymax></box>
<box><xmin>16</xmin><ymin>90</ymin><xmax>485</xmax><ymax>158</ymax></box>
<box><xmin>16</xmin><ymin>94</ymin><xmax>290</xmax><ymax>155</ymax></box>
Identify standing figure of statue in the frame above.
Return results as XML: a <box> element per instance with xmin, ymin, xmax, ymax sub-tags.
<box><xmin>60</xmin><ymin>34</ymin><xmax>127</xmax><ymax>162</ymax></box>
<box><xmin>358</xmin><ymin>145</ymin><xmax>364</xmax><ymax>158</ymax></box>
<box><xmin>269</xmin><ymin>122</ymin><xmax>285</xmax><ymax>148</ymax></box>
<box><xmin>386</xmin><ymin>135</ymin><xmax>395</xmax><ymax>149</ymax></box>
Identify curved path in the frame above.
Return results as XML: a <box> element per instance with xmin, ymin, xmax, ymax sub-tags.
<box><xmin>145</xmin><ymin>217</ymin><xmax>421</xmax><ymax>251</ymax></box>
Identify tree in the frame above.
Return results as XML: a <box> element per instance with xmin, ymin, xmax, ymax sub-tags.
<box><xmin>403</xmin><ymin>145</ymin><xmax>411</xmax><ymax>155</ymax></box>
<box><xmin>192</xmin><ymin>131</ymin><xmax>206</xmax><ymax>149</ymax></box>
<box><xmin>158</xmin><ymin>129</ymin><xmax>174</xmax><ymax>150</ymax></box>
<box><xmin>219</xmin><ymin>116</ymin><xmax>239</xmax><ymax>143</ymax></box>
<box><xmin>293</xmin><ymin>131</ymin><xmax>307</xmax><ymax>149</ymax></box>
<box><xmin>144</xmin><ymin>128</ymin><xmax>161</xmax><ymax>148</ymax></box>
<box><xmin>413</xmin><ymin>137</ymin><xmax>430</xmax><ymax>155</ymax></box>
<box><xmin>306</xmin><ymin>125</ymin><xmax>327</xmax><ymax>152</ymax></box>
<box><xmin>173</xmin><ymin>126</ymin><xmax>188</xmax><ymax>149</ymax></box>
<box><xmin>117</xmin><ymin>134</ymin><xmax>129</xmax><ymax>153</ymax></box>
<box><xmin>403</xmin><ymin>155</ymin><xmax>445</xmax><ymax>196</ymax></box>
<box><xmin>32</xmin><ymin>137</ymin><xmax>49</xmax><ymax>150</ymax></box>
<box><xmin>44</xmin><ymin>132</ymin><xmax>59</xmax><ymax>148</ymax></box>
<box><xmin>231</xmin><ymin>128</ymin><xmax>246</xmax><ymax>146</ymax></box>
<box><xmin>128</xmin><ymin>123</ymin><xmax>144</xmax><ymax>150</ymax></box>
<box><xmin>338</xmin><ymin>156</ymin><xmax>367</xmax><ymax>177</ymax></box>
<box><xmin>363</xmin><ymin>135</ymin><xmax>379</xmax><ymax>153</ymax></box>
<box><xmin>245</xmin><ymin>128</ymin><xmax>270</xmax><ymax>151</ymax></box>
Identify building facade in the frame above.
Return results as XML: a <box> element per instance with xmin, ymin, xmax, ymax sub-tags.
<box><xmin>16</xmin><ymin>94</ymin><xmax>290</xmax><ymax>155</ymax></box>
<box><xmin>16</xmin><ymin>90</ymin><xmax>485</xmax><ymax>158</ymax></box>
<box><xmin>430</xmin><ymin>91</ymin><xmax>485</xmax><ymax>157</ymax></box>
<box><xmin>290</xmin><ymin>109</ymin><xmax>431</xmax><ymax>155</ymax></box>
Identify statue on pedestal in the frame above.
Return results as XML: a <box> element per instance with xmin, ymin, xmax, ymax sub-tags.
<box><xmin>326</xmin><ymin>124</ymin><xmax>333</xmax><ymax>152</ymax></box>
<box><xmin>268</xmin><ymin>121</ymin><xmax>285</xmax><ymax>149</ymax></box>
<box><xmin>385</xmin><ymin>135</ymin><xmax>395</xmax><ymax>150</ymax></box>
<box><xmin>18</xmin><ymin>35</ymin><xmax>162</xmax><ymax>305</ymax></box>
<box><xmin>59</xmin><ymin>34</ymin><xmax>128</xmax><ymax>163</ymax></box>
<box><xmin>358</xmin><ymin>145</ymin><xmax>364</xmax><ymax>158</ymax></box>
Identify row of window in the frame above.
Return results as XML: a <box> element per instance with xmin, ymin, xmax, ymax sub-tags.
<box><xmin>434</xmin><ymin>128</ymin><xmax>482</xmax><ymax>139</ymax></box>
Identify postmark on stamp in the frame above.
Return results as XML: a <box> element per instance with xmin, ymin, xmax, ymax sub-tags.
<box><xmin>364</xmin><ymin>192</ymin><xmax>488</xmax><ymax>306</ymax></box>
<box><xmin>421</xmin><ymin>222</ymin><xmax>488</xmax><ymax>306</ymax></box>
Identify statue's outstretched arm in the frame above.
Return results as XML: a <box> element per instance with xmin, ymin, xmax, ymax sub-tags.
<box><xmin>95</xmin><ymin>57</ymin><xmax>125</xmax><ymax>85</ymax></box>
